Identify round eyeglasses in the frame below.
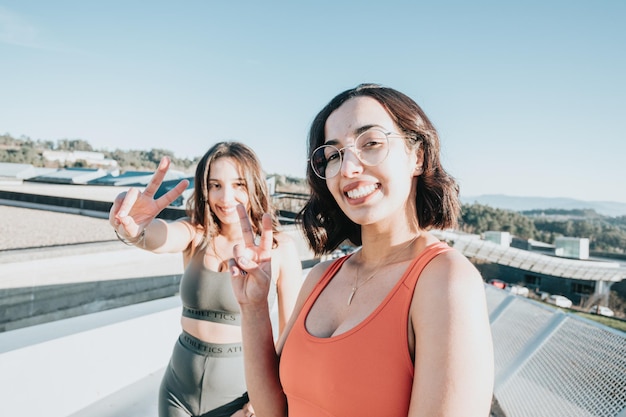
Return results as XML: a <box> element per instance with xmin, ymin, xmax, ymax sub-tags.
<box><xmin>309</xmin><ymin>128</ymin><xmax>406</xmax><ymax>179</ymax></box>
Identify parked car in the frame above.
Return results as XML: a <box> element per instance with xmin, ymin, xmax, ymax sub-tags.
<box><xmin>507</xmin><ymin>285</ymin><xmax>529</xmax><ymax>297</ymax></box>
<box><xmin>547</xmin><ymin>295</ymin><xmax>573</xmax><ymax>309</ymax></box>
<box><xmin>488</xmin><ymin>279</ymin><xmax>507</xmax><ymax>289</ymax></box>
<box><xmin>589</xmin><ymin>305</ymin><xmax>615</xmax><ymax>317</ymax></box>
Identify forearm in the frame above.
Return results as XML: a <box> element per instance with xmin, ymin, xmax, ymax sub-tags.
<box><xmin>240</xmin><ymin>303</ymin><xmax>287</xmax><ymax>417</ymax></box>
<box><xmin>115</xmin><ymin>219</ymin><xmax>192</xmax><ymax>253</ymax></box>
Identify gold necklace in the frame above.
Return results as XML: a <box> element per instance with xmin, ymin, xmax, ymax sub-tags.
<box><xmin>347</xmin><ymin>235</ymin><xmax>420</xmax><ymax>306</ymax></box>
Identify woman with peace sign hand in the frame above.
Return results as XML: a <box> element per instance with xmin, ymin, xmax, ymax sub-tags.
<box><xmin>109</xmin><ymin>142</ymin><xmax>302</xmax><ymax>417</ymax></box>
<box><xmin>230</xmin><ymin>85</ymin><xmax>494</xmax><ymax>417</ymax></box>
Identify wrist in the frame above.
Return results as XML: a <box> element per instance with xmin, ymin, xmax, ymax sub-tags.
<box><xmin>240</xmin><ymin>301</ymin><xmax>271</xmax><ymax>317</ymax></box>
<box><xmin>114</xmin><ymin>228</ymin><xmax>146</xmax><ymax>248</ymax></box>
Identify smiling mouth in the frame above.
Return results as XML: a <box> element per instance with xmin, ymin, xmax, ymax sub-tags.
<box><xmin>346</xmin><ymin>184</ymin><xmax>380</xmax><ymax>199</ymax></box>
<box><xmin>219</xmin><ymin>206</ymin><xmax>237</xmax><ymax>214</ymax></box>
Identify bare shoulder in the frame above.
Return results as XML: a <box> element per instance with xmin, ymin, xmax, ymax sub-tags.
<box><xmin>410</xmin><ymin>247</ymin><xmax>490</xmax><ymax>345</ymax></box>
<box><xmin>415</xmin><ymin>248</ymin><xmax>485</xmax><ymax>303</ymax></box>
<box><xmin>273</xmin><ymin>231</ymin><xmax>299</xmax><ymax>256</ymax></box>
<box><xmin>426</xmin><ymin>248</ymin><xmax>481</xmax><ymax>281</ymax></box>
<box><xmin>165</xmin><ymin>217</ymin><xmax>202</xmax><ymax>258</ymax></box>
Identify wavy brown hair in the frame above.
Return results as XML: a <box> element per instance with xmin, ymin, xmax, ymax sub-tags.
<box><xmin>298</xmin><ymin>83</ymin><xmax>461</xmax><ymax>256</ymax></box>
<box><xmin>187</xmin><ymin>141</ymin><xmax>279</xmax><ymax>245</ymax></box>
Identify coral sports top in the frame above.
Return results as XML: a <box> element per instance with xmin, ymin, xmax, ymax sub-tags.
<box><xmin>280</xmin><ymin>242</ymin><xmax>451</xmax><ymax>417</ymax></box>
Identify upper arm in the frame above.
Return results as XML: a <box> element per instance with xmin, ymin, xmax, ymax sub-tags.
<box><xmin>274</xmin><ymin>234</ymin><xmax>304</xmax><ymax>335</ymax></box>
<box><xmin>408</xmin><ymin>250</ymin><xmax>494</xmax><ymax>417</ymax></box>
<box><xmin>147</xmin><ymin>218</ymin><xmax>197</xmax><ymax>254</ymax></box>
<box><xmin>274</xmin><ymin>260</ymin><xmax>330</xmax><ymax>355</ymax></box>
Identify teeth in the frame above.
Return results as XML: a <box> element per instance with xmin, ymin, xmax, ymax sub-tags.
<box><xmin>347</xmin><ymin>184</ymin><xmax>378</xmax><ymax>199</ymax></box>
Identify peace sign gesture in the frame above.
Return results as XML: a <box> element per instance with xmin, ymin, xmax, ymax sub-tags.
<box><xmin>230</xmin><ymin>204</ymin><xmax>274</xmax><ymax>307</ymax></box>
<box><xmin>109</xmin><ymin>157</ymin><xmax>189</xmax><ymax>241</ymax></box>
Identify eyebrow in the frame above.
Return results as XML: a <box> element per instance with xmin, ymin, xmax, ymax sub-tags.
<box><xmin>208</xmin><ymin>177</ymin><xmax>246</xmax><ymax>183</ymax></box>
<box><xmin>324</xmin><ymin>124</ymin><xmax>384</xmax><ymax>146</ymax></box>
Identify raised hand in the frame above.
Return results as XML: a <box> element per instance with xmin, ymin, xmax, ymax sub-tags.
<box><xmin>230</xmin><ymin>204</ymin><xmax>273</xmax><ymax>306</ymax></box>
<box><xmin>109</xmin><ymin>156</ymin><xmax>189</xmax><ymax>240</ymax></box>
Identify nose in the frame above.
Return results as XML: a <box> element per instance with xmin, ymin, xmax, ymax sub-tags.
<box><xmin>219</xmin><ymin>185</ymin><xmax>236</xmax><ymax>202</ymax></box>
<box><xmin>339</xmin><ymin>147</ymin><xmax>363</xmax><ymax>178</ymax></box>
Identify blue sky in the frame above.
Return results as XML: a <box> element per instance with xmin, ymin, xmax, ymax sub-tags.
<box><xmin>1</xmin><ymin>1</ymin><xmax>625</xmax><ymax>203</ymax></box>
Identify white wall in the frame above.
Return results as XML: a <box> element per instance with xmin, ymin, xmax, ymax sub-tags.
<box><xmin>0</xmin><ymin>297</ymin><xmax>181</xmax><ymax>417</ymax></box>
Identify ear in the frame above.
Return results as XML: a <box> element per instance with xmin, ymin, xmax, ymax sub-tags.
<box><xmin>412</xmin><ymin>146</ymin><xmax>424</xmax><ymax>176</ymax></box>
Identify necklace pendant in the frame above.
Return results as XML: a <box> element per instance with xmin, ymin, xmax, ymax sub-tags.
<box><xmin>347</xmin><ymin>287</ymin><xmax>357</xmax><ymax>306</ymax></box>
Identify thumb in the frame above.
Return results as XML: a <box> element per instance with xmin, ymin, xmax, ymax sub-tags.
<box><xmin>232</xmin><ymin>243</ymin><xmax>258</xmax><ymax>273</ymax></box>
<box><xmin>231</xmin><ymin>244</ymin><xmax>257</xmax><ymax>275</ymax></box>
<box><xmin>236</xmin><ymin>253</ymin><xmax>259</xmax><ymax>273</ymax></box>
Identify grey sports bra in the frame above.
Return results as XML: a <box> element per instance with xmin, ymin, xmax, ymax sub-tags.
<box><xmin>179</xmin><ymin>247</ymin><xmax>277</xmax><ymax>325</ymax></box>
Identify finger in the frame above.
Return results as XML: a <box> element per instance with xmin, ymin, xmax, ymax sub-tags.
<box><xmin>154</xmin><ymin>179</ymin><xmax>189</xmax><ymax>211</ymax></box>
<box><xmin>143</xmin><ymin>157</ymin><xmax>170</xmax><ymax>198</ymax></box>
<box><xmin>115</xmin><ymin>187</ymin><xmax>140</xmax><ymax>219</ymax></box>
<box><xmin>232</xmin><ymin>243</ymin><xmax>258</xmax><ymax>273</ymax></box>
<box><xmin>258</xmin><ymin>213</ymin><xmax>274</xmax><ymax>255</ymax></box>
<box><xmin>109</xmin><ymin>192</ymin><xmax>127</xmax><ymax>226</ymax></box>
<box><xmin>236</xmin><ymin>204</ymin><xmax>256</xmax><ymax>247</ymax></box>
<box><xmin>228</xmin><ymin>258</ymin><xmax>242</xmax><ymax>277</ymax></box>
<box><xmin>116</xmin><ymin>204</ymin><xmax>140</xmax><ymax>236</ymax></box>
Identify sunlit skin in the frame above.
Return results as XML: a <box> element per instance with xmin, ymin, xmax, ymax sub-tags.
<box><xmin>323</xmin><ymin>96</ymin><xmax>420</xmax><ymax>231</ymax></box>
<box><xmin>207</xmin><ymin>157</ymin><xmax>250</xmax><ymax>230</ymax></box>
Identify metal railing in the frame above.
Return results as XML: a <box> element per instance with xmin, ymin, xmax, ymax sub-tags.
<box><xmin>486</xmin><ymin>285</ymin><xmax>626</xmax><ymax>417</ymax></box>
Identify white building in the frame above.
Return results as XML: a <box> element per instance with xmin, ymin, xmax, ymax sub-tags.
<box><xmin>42</xmin><ymin>150</ymin><xmax>118</xmax><ymax>168</ymax></box>
<box><xmin>555</xmin><ymin>236</ymin><xmax>589</xmax><ymax>260</ymax></box>
<box><xmin>483</xmin><ymin>231</ymin><xmax>511</xmax><ymax>247</ymax></box>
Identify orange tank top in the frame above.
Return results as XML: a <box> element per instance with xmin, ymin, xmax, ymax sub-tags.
<box><xmin>279</xmin><ymin>241</ymin><xmax>451</xmax><ymax>417</ymax></box>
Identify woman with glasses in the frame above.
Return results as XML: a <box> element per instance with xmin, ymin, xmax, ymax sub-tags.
<box><xmin>230</xmin><ymin>84</ymin><xmax>494</xmax><ymax>417</ymax></box>
<box><xmin>109</xmin><ymin>142</ymin><xmax>302</xmax><ymax>417</ymax></box>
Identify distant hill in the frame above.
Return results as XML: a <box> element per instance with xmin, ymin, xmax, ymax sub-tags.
<box><xmin>460</xmin><ymin>194</ymin><xmax>626</xmax><ymax>217</ymax></box>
